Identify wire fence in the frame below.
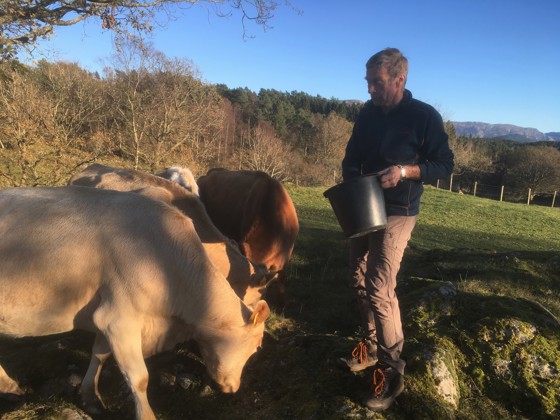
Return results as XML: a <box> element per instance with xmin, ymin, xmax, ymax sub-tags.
<box><xmin>431</xmin><ymin>174</ymin><xmax>559</xmax><ymax>208</ymax></box>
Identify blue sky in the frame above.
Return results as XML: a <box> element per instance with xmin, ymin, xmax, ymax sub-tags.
<box><xmin>27</xmin><ymin>0</ymin><xmax>560</xmax><ymax>133</ymax></box>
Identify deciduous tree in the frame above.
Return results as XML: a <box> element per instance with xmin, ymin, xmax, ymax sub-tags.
<box><xmin>504</xmin><ymin>145</ymin><xmax>560</xmax><ymax>199</ymax></box>
<box><xmin>0</xmin><ymin>61</ymin><xmax>108</xmax><ymax>186</ymax></box>
<box><xmin>34</xmin><ymin>60</ymin><xmax>107</xmax><ymax>147</ymax></box>
<box><xmin>104</xmin><ymin>38</ymin><xmax>223</xmax><ymax>171</ymax></box>
<box><xmin>446</xmin><ymin>122</ymin><xmax>492</xmax><ymax>174</ymax></box>
<box><xmin>240</xmin><ymin>124</ymin><xmax>291</xmax><ymax>181</ymax></box>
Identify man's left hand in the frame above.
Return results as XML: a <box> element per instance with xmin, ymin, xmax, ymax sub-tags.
<box><xmin>377</xmin><ymin>166</ymin><xmax>401</xmax><ymax>189</ymax></box>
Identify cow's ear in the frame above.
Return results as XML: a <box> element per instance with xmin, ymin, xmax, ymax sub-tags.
<box><xmin>250</xmin><ymin>300</ymin><xmax>270</xmax><ymax>326</ymax></box>
<box><xmin>251</xmin><ymin>269</ymin><xmax>279</xmax><ymax>287</ymax></box>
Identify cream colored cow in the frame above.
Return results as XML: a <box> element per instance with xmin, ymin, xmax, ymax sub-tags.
<box><xmin>69</xmin><ymin>163</ymin><xmax>276</xmax><ymax>306</ymax></box>
<box><xmin>0</xmin><ymin>186</ymin><xmax>269</xmax><ymax>420</ymax></box>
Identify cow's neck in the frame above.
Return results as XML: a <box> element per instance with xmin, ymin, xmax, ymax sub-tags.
<box><xmin>172</xmin><ymin>258</ymin><xmax>251</xmax><ymax>329</ymax></box>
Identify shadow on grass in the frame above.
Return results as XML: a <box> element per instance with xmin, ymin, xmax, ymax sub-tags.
<box><xmin>401</xmin><ymin>245</ymin><xmax>560</xmax><ymax>318</ymax></box>
<box><xmin>282</xmin><ymin>224</ymin><xmax>359</xmax><ymax>336</ymax></box>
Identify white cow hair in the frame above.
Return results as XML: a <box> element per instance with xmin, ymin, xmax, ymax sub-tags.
<box><xmin>164</xmin><ymin>166</ymin><xmax>199</xmax><ymax>196</ymax></box>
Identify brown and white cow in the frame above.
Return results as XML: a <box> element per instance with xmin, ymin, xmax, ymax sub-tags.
<box><xmin>193</xmin><ymin>168</ymin><xmax>300</xmax><ymax>305</ymax></box>
<box><xmin>0</xmin><ymin>186</ymin><xmax>269</xmax><ymax>420</ymax></box>
<box><xmin>69</xmin><ymin>164</ymin><xmax>274</xmax><ymax>307</ymax></box>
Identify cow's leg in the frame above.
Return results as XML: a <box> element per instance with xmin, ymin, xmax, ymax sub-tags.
<box><xmin>0</xmin><ymin>364</ymin><xmax>24</xmax><ymax>398</ymax></box>
<box><xmin>81</xmin><ymin>333</ymin><xmax>112</xmax><ymax>414</ymax></box>
<box><xmin>103</xmin><ymin>320</ymin><xmax>155</xmax><ymax>420</ymax></box>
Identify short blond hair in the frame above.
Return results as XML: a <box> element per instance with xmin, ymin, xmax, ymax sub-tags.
<box><xmin>366</xmin><ymin>48</ymin><xmax>408</xmax><ymax>81</ymax></box>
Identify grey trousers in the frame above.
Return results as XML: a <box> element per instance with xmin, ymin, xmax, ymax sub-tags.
<box><xmin>349</xmin><ymin>215</ymin><xmax>417</xmax><ymax>375</ymax></box>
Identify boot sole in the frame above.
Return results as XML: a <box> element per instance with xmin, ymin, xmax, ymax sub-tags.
<box><xmin>363</xmin><ymin>381</ymin><xmax>405</xmax><ymax>411</ymax></box>
<box><xmin>337</xmin><ymin>357</ymin><xmax>377</xmax><ymax>372</ymax></box>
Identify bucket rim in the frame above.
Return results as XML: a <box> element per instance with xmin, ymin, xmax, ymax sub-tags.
<box><xmin>323</xmin><ymin>173</ymin><xmax>382</xmax><ymax>197</ymax></box>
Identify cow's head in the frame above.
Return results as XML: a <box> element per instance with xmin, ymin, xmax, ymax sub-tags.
<box><xmin>157</xmin><ymin>166</ymin><xmax>199</xmax><ymax>196</ymax></box>
<box><xmin>197</xmin><ymin>300</ymin><xmax>270</xmax><ymax>393</ymax></box>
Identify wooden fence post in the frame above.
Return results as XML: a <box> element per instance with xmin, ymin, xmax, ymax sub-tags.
<box><xmin>553</xmin><ymin>191</ymin><xmax>557</xmax><ymax>208</ymax></box>
<box><xmin>436</xmin><ymin>179</ymin><xmax>440</xmax><ymax>189</ymax></box>
<box><xmin>473</xmin><ymin>181</ymin><xmax>477</xmax><ymax>197</ymax></box>
<box><xmin>527</xmin><ymin>188</ymin><xmax>531</xmax><ymax>205</ymax></box>
<box><xmin>500</xmin><ymin>185</ymin><xmax>504</xmax><ymax>202</ymax></box>
<box><xmin>449</xmin><ymin>174</ymin><xmax>453</xmax><ymax>192</ymax></box>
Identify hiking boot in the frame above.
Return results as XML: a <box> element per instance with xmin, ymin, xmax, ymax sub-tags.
<box><xmin>363</xmin><ymin>364</ymin><xmax>404</xmax><ymax>411</ymax></box>
<box><xmin>337</xmin><ymin>339</ymin><xmax>377</xmax><ymax>372</ymax></box>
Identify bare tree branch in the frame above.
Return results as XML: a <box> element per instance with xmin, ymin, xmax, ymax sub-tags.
<box><xmin>1</xmin><ymin>0</ymin><xmax>288</xmax><ymax>57</ymax></box>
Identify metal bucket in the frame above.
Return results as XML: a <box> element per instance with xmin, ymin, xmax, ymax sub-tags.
<box><xmin>323</xmin><ymin>174</ymin><xmax>387</xmax><ymax>238</ymax></box>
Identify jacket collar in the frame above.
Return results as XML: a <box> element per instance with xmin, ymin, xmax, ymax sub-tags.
<box><xmin>366</xmin><ymin>89</ymin><xmax>412</xmax><ymax>113</ymax></box>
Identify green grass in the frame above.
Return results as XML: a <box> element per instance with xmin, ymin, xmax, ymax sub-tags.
<box><xmin>1</xmin><ymin>185</ymin><xmax>559</xmax><ymax>419</ymax></box>
<box><xmin>414</xmin><ymin>186</ymin><xmax>560</xmax><ymax>252</ymax></box>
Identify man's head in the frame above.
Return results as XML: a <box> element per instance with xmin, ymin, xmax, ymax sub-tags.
<box><xmin>365</xmin><ymin>48</ymin><xmax>408</xmax><ymax>110</ymax></box>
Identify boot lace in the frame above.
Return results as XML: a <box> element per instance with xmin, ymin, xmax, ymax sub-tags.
<box><xmin>372</xmin><ymin>367</ymin><xmax>386</xmax><ymax>397</ymax></box>
<box><xmin>351</xmin><ymin>340</ymin><xmax>370</xmax><ymax>364</ymax></box>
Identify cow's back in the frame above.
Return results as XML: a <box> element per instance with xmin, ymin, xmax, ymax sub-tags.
<box><xmin>197</xmin><ymin>169</ymin><xmax>268</xmax><ymax>241</ymax></box>
<box><xmin>197</xmin><ymin>169</ymin><xmax>299</xmax><ymax>271</ymax></box>
<box><xmin>69</xmin><ymin>163</ymin><xmax>185</xmax><ymax>194</ymax></box>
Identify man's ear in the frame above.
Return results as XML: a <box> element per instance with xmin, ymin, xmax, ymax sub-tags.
<box><xmin>396</xmin><ymin>73</ymin><xmax>406</xmax><ymax>89</ymax></box>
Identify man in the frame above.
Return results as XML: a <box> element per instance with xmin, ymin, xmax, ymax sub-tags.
<box><xmin>339</xmin><ymin>48</ymin><xmax>454</xmax><ymax>411</ymax></box>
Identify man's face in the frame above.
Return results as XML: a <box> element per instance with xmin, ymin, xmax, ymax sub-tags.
<box><xmin>365</xmin><ymin>66</ymin><xmax>405</xmax><ymax>109</ymax></box>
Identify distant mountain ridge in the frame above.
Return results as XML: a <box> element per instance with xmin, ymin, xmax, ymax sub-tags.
<box><xmin>452</xmin><ymin>121</ymin><xmax>559</xmax><ymax>142</ymax></box>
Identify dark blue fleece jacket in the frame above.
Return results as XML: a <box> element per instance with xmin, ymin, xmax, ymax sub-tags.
<box><xmin>342</xmin><ymin>89</ymin><xmax>454</xmax><ymax>216</ymax></box>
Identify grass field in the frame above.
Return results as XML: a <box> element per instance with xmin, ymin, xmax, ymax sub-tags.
<box><xmin>1</xmin><ymin>185</ymin><xmax>559</xmax><ymax>419</ymax></box>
